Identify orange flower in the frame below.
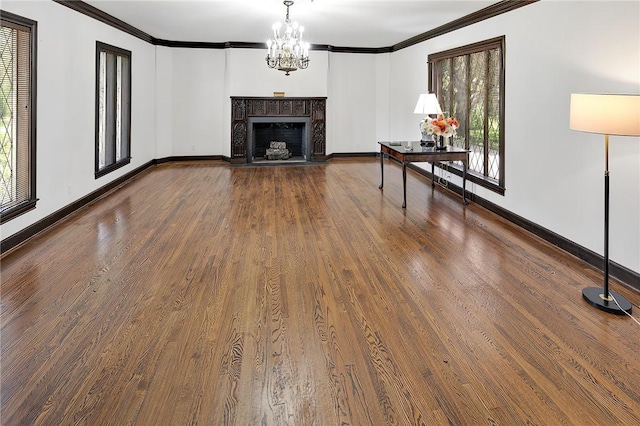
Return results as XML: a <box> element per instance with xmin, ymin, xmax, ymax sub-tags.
<box><xmin>427</xmin><ymin>113</ymin><xmax>458</xmax><ymax>137</ymax></box>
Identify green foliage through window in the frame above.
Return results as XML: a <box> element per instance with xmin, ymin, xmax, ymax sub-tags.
<box><xmin>429</xmin><ymin>37</ymin><xmax>505</xmax><ymax>193</ymax></box>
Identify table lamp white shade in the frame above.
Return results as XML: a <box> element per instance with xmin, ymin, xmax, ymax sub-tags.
<box><xmin>414</xmin><ymin>93</ymin><xmax>442</xmax><ymax>115</ymax></box>
<box><xmin>570</xmin><ymin>93</ymin><xmax>640</xmax><ymax>136</ymax></box>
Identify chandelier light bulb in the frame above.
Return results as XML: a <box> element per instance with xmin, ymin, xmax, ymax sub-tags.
<box><xmin>265</xmin><ymin>0</ymin><xmax>310</xmax><ymax>76</ymax></box>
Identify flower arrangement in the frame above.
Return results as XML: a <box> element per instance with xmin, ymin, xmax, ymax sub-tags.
<box><xmin>421</xmin><ymin>114</ymin><xmax>459</xmax><ymax>138</ymax></box>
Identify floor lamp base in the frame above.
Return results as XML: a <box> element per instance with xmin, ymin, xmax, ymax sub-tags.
<box><xmin>582</xmin><ymin>287</ymin><xmax>632</xmax><ymax>315</ymax></box>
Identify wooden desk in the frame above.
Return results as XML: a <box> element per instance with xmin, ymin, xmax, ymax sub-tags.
<box><xmin>378</xmin><ymin>141</ymin><xmax>469</xmax><ymax>208</ymax></box>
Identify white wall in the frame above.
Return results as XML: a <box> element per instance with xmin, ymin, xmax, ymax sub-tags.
<box><xmin>1</xmin><ymin>1</ymin><xmax>158</xmax><ymax>242</ymax></box>
<box><xmin>375</xmin><ymin>53</ymin><xmax>392</xmax><ymax>143</ymax></box>
<box><xmin>170</xmin><ymin>48</ymin><xmax>329</xmax><ymax>157</ymax></box>
<box><xmin>171</xmin><ymin>48</ymin><xmax>226</xmax><ymax>156</ymax></box>
<box><xmin>2</xmin><ymin>1</ymin><xmax>638</xmax><ymax>276</ymax></box>
<box><xmin>226</xmin><ymin>48</ymin><xmax>328</xmax><ymax>98</ymax></box>
<box><xmin>327</xmin><ymin>53</ymin><xmax>379</xmax><ymax>154</ymax></box>
<box><xmin>388</xmin><ymin>1</ymin><xmax>640</xmax><ymax>273</ymax></box>
<box><xmin>155</xmin><ymin>46</ymin><xmax>173</xmax><ymax>159</ymax></box>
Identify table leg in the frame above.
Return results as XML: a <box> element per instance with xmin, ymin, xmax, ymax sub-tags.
<box><xmin>431</xmin><ymin>162</ymin><xmax>435</xmax><ymax>187</ymax></box>
<box><xmin>402</xmin><ymin>161</ymin><xmax>407</xmax><ymax>208</ymax></box>
<box><xmin>378</xmin><ymin>149</ymin><xmax>384</xmax><ymax>189</ymax></box>
<box><xmin>462</xmin><ymin>160</ymin><xmax>469</xmax><ymax>205</ymax></box>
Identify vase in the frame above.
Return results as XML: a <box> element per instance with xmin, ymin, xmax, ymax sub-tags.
<box><xmin>435</xmin><ymin>135</ymin><xmax>447</xmax><ymax>150</ymax></box>
<box><xmin>420</xmin><ymin>131</ymin><xmax>435</xmax><ymax>147</ymax></box>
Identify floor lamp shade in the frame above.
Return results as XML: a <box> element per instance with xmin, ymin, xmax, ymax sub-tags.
<box><xmin>570</xmin><ymin>94</ymin><xmax>640</xmax><ymax>136</ymax></box>
<box><xmin>569</xmin><ymin>93</ymin><xmax>639</xmax><ymax>315</ymax></box>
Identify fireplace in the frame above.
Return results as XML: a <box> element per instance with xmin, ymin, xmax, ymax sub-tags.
<box><xmin>248</xmin><ymin>117</ymin><xmax>311</xmax><ymax>163</ymax></box>
<box><xmin>230</xmin><ymin>97</ymin><xmax>326</xmax><ymax>164</ymax></box>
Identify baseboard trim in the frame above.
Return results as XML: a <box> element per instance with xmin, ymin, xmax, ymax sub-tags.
<box><xmin>156</xmin><ymin>155</ymin><xmax>227</xmax><ymax>163</ymax></box>
<box><xmin>404</xmin><ymin>162</ymin><xmax>639</xmax><ymax>292</ymax></box>
<box><xmin>327</xmin><ymin>152</ymin><xmax>378</xmax><ymax>159</ymax></box>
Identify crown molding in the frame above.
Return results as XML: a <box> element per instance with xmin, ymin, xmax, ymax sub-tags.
<box><xmin>52</xmin><ymin>0</ymin><xmax>154</xmax><ymax>43</ymax></box>
<box><xmin>328</xmin><ymin>45</ymin><xmax>393</xmax><ymax>54</ymax></box>
<box><xmin>52</xmin><ymin>0</ymin><xmax>539</xmax><ymax>53</ymax></box>
<box><xmin>391</xmin><ymin>0</ymin><xmax>538</xmax><ymax>51</ymax></box>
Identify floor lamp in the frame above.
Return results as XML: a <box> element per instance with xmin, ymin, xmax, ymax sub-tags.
<box><xmin>569</xmin><ymin>93</ymin><xmax>639</xmax><ymax>315</ymax></box>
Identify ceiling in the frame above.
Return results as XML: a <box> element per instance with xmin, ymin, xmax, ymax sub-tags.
<box><xmin>81</xmin><ymin>0</ymin><xmax>497</xmax><ymax>48</ymax></box>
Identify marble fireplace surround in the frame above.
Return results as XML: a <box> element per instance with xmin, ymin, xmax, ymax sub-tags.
<box><xmin>230</xmin><ymin>97</ymin><xmax>327</xmax><ymax>164</ymax></box>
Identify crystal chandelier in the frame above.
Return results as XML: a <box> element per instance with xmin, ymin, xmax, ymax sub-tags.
<box><xmin>266</xmin><ymin>0</ymin><xmax>310</xmax><ymax>76</ymax></box>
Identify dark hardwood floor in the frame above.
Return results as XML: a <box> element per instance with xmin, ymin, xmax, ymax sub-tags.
<box><xmin>1</xmin><ymin>158</ymin><xmax>639</xmax><ymax>425</ymax></box>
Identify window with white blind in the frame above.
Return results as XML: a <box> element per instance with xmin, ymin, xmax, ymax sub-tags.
<box><xmin>429</xmin><ymin>36</ymin><xmax>505</xmax><ymax>194</ymax></box>
<box><xmin>95</xmin><ymin>42</ymin><xmax>131</xmax><ymax>178</ymax></box>
<box><xmin>0</xmin><ymin>12</ymin><xmax>37</xmax><ymax>224</ymax></box>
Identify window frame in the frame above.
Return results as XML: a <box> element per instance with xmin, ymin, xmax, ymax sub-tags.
<box><xmin>95</xmin><ymin>41</ymin><xmax>131</xmax><ymax>179</ymax></box>
<box><xmin>428</xmin><ymin>36</ymin><xmax>506</xmax><ymax>195</ymax></box>
<box><xmin>0</xmin><ymin>11</ymin><xmax>38</xmax><ymax>224</ymax></box>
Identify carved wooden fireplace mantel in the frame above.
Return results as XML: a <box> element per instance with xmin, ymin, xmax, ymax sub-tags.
<box><xmin>230</xmin><ymin>97</ymin><xmax>327</xmax><ymax>164</ymax></box>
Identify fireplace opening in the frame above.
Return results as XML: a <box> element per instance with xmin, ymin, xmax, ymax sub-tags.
<box><xmin>248</xmin><ymin>116</ymin><xmax>311</xmax><ymax>163</ymax></box>
<box><xmin>254</xmin><ymin>122</ymin><xmax>304</xmax><ymax>160</ymax></box>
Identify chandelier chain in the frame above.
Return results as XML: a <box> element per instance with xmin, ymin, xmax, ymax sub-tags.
<box><xmin>284</xmin><ymin>0</ymin><xmax>293</xmax><ymax>21</ymax></box>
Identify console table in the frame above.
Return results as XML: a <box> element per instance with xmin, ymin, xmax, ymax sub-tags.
<box><xmin>378</xmin><ymin>141</ymin><xmax>469</xmax><ymax>208</ymax></box>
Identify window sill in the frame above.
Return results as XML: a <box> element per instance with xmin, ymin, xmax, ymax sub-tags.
<box><xmin>437</xmin><ymin>162</ymin><xmax>505</xmax><ymax>195</ymax></box>
<box><xmin>0</xmin><ymin>199</ymin><xmax>38</xmax><ymax>224</ymax></box>
<box><xmin>95</xmin><ymin>157</ymin><xmax>131</xmax><ymax>179</ymax></box>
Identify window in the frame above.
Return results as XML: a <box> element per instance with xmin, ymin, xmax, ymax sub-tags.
<box><xmin>429</xmin><ymin>36</ymin><xmax>505</xmax><ymax>194</ymax></box>
<box><xmin>0</xmin><ymin>12</ymin><xmax>37</xmax><ymax>224</ymax></box>
<box><xmin>95</xmin><ymin>41</ymin><xmax>131</xmax><ymax>178</ymax></box>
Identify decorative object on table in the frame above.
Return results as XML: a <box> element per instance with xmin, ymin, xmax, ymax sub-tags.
<box><xmin>414</xmin><ymin>93</ymin><xmax>442</xmax><ymax>146</ymax></box>
<box><xmin>404</xmin><ymin>142</ymin><xmax>413</xmax><ymax>152</ymax></box>
<box><xmin>426</xmin><ymin>114</ymin><xmax>459</xmax><ymax>150</ymax></box>
<box><xmin>569</xmin><ymin>93</ymin><xmax>639</xmax><ymax>315</ymax></box>
<box><xmin>266</xmin><ymin>0</ymin><xmax>310</xmax><ymax>76</ymax></box>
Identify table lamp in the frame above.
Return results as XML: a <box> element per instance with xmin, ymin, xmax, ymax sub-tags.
<box><xmin>569</xmin><ymin>93</ymin><xmax>640</xmax><ymax>314</ymax></box>
<box><xmin>414</xmin><ymin>93</ymin><xmax>442</xmax><ymax>145</ymax></box>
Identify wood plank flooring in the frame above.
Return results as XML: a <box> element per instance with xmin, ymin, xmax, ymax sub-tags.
<box><xmin>1</xmin><ymin>158</ymin><xmax>639</xmax><ymax>425</ymax></box>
